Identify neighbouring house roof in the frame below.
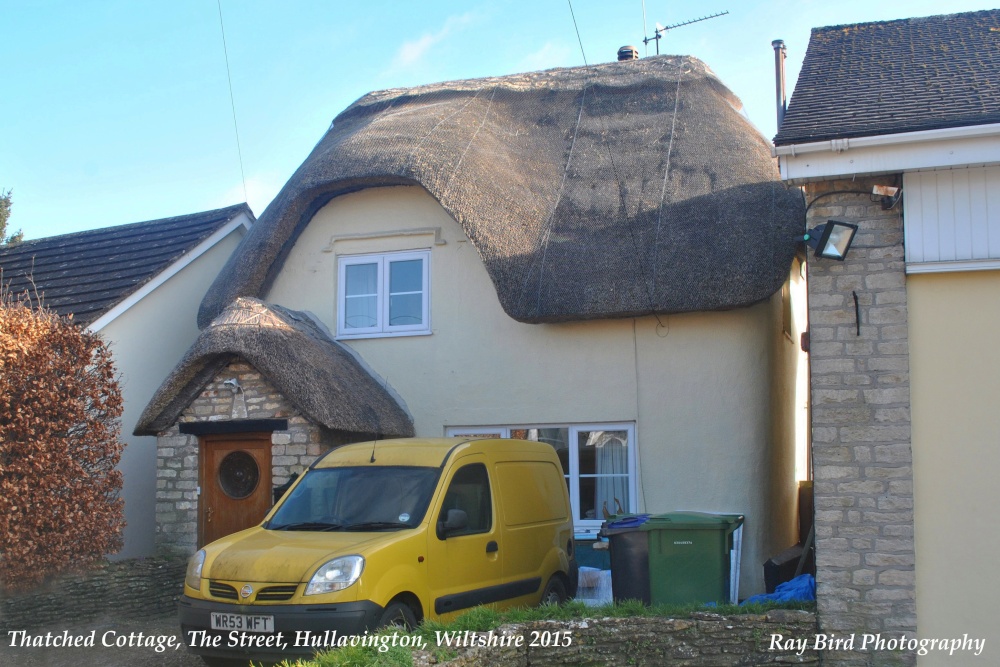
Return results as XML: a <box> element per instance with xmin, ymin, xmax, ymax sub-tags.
<box><xmin>199</xmin><ymin>55</ymin><xmax>803</xmax><ymax>327</ymax></box>
<box><xmin>774</xmin><ymin>9</ymin><xmax>1000</xmax><ymax>146</ymax></box>
<box><xmin>135</xmin><ymin>297</ymin><xmax>414</xmax><ymax>438</ymax></box>
<box><xmin>0</xmin><ymin>204</ymin><xmax>253</xmax><ymax>328</ymax></box>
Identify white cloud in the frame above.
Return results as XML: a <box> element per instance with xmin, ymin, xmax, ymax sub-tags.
<box><xmin>396</xmin><ymin>33</ymin><xmax>438</xmax><ymax>68</ymax></box>
<box><xmin>517</xmin><ymin>41</ymin><xmax>574</xmax><ymax>73</ymax></box>
<box><xmin>391</xmin><ymin>13</ymin><xmax>475</xmax><ymax>69</ymax></box>
<box><xmin>215</xmin><ymin>173</ymin><xmax>283</xmax><ymax>219</ymax></box>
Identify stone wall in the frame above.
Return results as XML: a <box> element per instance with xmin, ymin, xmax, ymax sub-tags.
<box><xmin>804</xmin><ymin>178</ymin><xmax>916</xmax><ymax>666</ymax></box>
<box><xmin>414</xmin><ymin>610</ymin><xmax>819</xmax><ymax>666</ymax></box>
<box><xmin>0</xmin><ymin>557</ymin><xmax>186</xmax><ymax>631</ymax></box>
<box><xmin>155</xmin><ymin>359</ymin><xmax>341</xmax><ymax>555</ymax></box>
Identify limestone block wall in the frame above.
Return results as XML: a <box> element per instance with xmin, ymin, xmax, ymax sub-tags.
<box><xmin>0</xmin><ymin>557</ymin><xmax>186</xmax><ymax>631</ymax></box>
<box><xmin>155</xmin><ymin>359</ymin><xmax>339</xmax><ymax>555</ymax></box>
<box><xmin>804</xmin><ymin>178</ymin><xmax>916</xmax><ymax>666</ymax></box>
<box><xmin>414</xmin><ymin>610</ymin><xmax>820</xmax><ymax>666</ymax></box>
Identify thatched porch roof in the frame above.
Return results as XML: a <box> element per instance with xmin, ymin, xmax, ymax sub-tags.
<box><xmin>135</xmin><ymin>298</ymin><xmax>413</xmax><ymax>437</ymax></box>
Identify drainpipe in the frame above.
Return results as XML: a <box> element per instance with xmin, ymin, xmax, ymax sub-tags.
<box><xmin>772</xmin><ymin>39</ymin><xmax>787</xmax><ymax>130</ymax></box>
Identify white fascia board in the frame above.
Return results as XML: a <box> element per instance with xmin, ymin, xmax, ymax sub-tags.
<box><xmin>906</xmin><ymin>259</ymin><xmax>1000</xmax><ymax>275</ymax></box>
<box><xmin>87</xmin><ymin>212</ymin><xmax>250</xmax><ymax>332</ymax></box>
<box><xmin>775</xmin><ymin>123</ymin><xmax>1000</xmax><ymax>182</ymax></box>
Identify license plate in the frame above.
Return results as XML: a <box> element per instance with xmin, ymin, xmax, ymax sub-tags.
<box><xmin>210</xmin><ymin>612</ymin><xmax>274</xmax><ymax>633</ymax></box>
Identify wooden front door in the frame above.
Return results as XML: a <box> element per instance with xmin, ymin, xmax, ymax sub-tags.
<box><xmin>199</xmin><ymin>433</ymin><xmax>272</xmax><ymax>547</ymax></box>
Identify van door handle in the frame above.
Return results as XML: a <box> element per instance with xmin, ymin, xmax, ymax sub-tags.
<box><xmin>486</xmin><ymin>541</ymin><xmax>498</xmax><ymax>553</ymax></box>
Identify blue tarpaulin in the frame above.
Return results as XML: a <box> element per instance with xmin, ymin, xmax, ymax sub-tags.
<box><xmin>741</xmin><ymin>574</ymin><xmax>815</xmax><ymax>605</ymax></box>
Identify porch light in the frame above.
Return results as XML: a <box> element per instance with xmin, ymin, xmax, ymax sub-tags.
<box><xmin>804</xmin><ymin>220</ymin><xmax>858</xmax><ymax>261</ymax></box>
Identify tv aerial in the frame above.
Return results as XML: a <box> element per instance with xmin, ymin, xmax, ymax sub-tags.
<box><xmin>643</xmin><ymin>11</ymin><xmax>729</xmax><ymax>55</ymax></box>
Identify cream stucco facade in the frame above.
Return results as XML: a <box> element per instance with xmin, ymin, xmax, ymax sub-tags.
<box><xmin>100</xmin><ymin>227</ymin><xmax>246</xmax><ymax>558</ymax></box>
<box><xmin>266</xmin><ymin>185</ymin><xmax>806</xmax><ymax>595</ymax></box>
<box><xmin>908</xmin><ymin>269</ymin><xmax>1000</xmax><ymax>663</ymax></box>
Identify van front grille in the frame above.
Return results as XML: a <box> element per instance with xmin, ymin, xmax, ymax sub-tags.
<box><xmin>208</xmin><ymin>581</ymin><xmax>239</xmax><ymax>600</ymax></box>
<box><xmin>256</xmin><ymin>585</ymin><xmax>298</xmax><ymax>601</ymax></box>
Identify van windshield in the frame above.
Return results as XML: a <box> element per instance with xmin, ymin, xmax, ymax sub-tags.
<box><xmin>266</xmin><ymin>466</ymin><xmax>439</xmax><ymax>532</ymax></box>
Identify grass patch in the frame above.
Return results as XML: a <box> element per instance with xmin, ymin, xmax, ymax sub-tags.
<box><xmin>419</xmin><ymin>598</ymin><xmax>814</xmax><ymax>633</ymax></box>
<box><xmin>271</xmin><ymin>630</ymin><xmax>417</xmax><ymax>667</ymax></box>
<box><xmin>281</xmin><ymin>599</ymin><xmax>816</xmax><ymax>667</ymax></box>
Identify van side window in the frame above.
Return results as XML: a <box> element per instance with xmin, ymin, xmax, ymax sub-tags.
<box><xmin>439</xmin><ymin>463</ymin><xmax>492</xmax><ymax>537</ymax></box>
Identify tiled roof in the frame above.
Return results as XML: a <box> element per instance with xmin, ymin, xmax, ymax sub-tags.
<box><xmin>0</xmin><ymin>204</ymin><xmax>252</xmax><ymax>327</ymax></box>
<box><xmin>774</xmin><ymin>9</ymin><xmax>1000</xmax><ymax>145</ymax></box>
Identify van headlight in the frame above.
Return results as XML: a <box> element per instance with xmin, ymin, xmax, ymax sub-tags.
<box><xmin>185</xmin><ymin>550</ymin><xmax>206</xmax><ymax>591</ymax></box>
<box><xmin>305</xmin><ymin>555</ymin><xmax>365</xmax><ymax>595</ymax></box>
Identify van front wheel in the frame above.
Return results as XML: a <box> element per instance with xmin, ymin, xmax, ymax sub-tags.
<box><xmin>377</xmin><ymin>601</ymin><xmax>418</xmax><ymax>630</ymax></box>
<box><xmin>541</xmin><ymin>576</ymin><xmax>567</xmax><ymax>606</ymax></box>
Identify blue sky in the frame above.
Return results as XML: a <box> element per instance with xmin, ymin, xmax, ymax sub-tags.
<box><xmin>2</xmin><ymin>0</ymin><xmax>996</xmax><ymax>240</ymax></box>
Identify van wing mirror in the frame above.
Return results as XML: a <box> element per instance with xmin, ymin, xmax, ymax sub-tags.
<box><xmin>437</xmin><ymin>508</ymin><xmax>468</xmax><ymax>539</ymax></box>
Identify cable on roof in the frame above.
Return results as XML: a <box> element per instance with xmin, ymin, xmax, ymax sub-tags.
<box><xmin>403</xmin><ymin>89</ymin><xmax>487</xmax><ymax>175</ymax></box>
<box><xmin>526</xmin><ymin>84</ymin><xmax>588</xmax><ymax>313</ymax></box>
<box><xmin>442</xmin><ymin>86</ymin><xmax>498</xmax><ymax>198</ymax></box>
<box><xmin>562</xmin><ymin>0</ymin><xmax>666</xmax><ymax>329</ymax></box>
<box><xmin>651</xmin><ymin>58</ymin><xmax>685</xmax><ymax>293</ymax></box>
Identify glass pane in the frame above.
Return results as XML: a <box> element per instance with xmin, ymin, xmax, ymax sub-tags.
<box><xmin>580</xmin><ymin>476</ymin><xmax>630</xmax><ymax>520</ymax></box>
<box><xmin>511</xmin><ymin>428</ymin><xmax>570</xmax><ymax>475</ymax></box>
<box><xmin>389</xmin><ymin>259</ymin><xmax>422</xmax><ymax>294</ymax></box>
<box><xmin>577</xmin><ymin>430</ymin><xmax>628</xmax><ymax>475</ymax></box>
<box><xmin>345</xmin><ymin>295</ymin><xmax>377</xmax><ymax>329</ymax></box>
<box><xmin>345</xmin><ymin>263</ymin><xmax>378</xmax><ymax>296</ymax></box>
<box><xmin>267</xmin><ymin>466</ymin><xmax>439</xmax><ymax>530</ymax></box>
<box><xmin>218</xmin><ymin>451</ymin><xmax>259</xmax><ymax>499</ymax></box>
<box><xmin>440</xmin><ymin>463</ymin><xmax>492</xmax><ymax>535</ymax></box>
<box><xmin>389</xmin><ymin>293</ymin><xmax>422</xmax><ymax>326</ymax></box>
<box><xmin>824</xmin><ymin>225</ymin><xmax>855</xmax><ymax>258</ymax></box>
<box><xmin>578</xmin><ymin>430</ymin><xmax>629</xmax><ymax>520</ymax></box>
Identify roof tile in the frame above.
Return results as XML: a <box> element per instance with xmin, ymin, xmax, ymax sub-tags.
<box><xmin>774</xmin><ymin>9</ymin><xmax>1000</xmax><ymax>145</ymax></box>
<box><xmin>0</xmin><ymin>204</ymin><xmax>252</xmax><ymax>326</ymax></box>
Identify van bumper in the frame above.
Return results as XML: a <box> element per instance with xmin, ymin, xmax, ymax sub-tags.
<box><xmin>177</xmin><ymin>595</ymin><xmax>384</xmax><ymax>660</ymax></box>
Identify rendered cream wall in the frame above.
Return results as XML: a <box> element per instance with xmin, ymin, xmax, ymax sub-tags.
<box><xmin>908</xmin><ymin>270</ymin><xmax>1000</xmax><ymax>663</ymax></box>
<box><xmin>101</xmin><ymin>229</ymin><xmax>246</xmax><ymax>559</ymax></box>
<box><xmin>266</xmin><ymin>185</ymin><xmax>797</xmax><ymax>595</ymax></box>
<box><xmin>767</xmin><ymin>260</ymin><xmax>810</xmax><ymax>557</ymax></box>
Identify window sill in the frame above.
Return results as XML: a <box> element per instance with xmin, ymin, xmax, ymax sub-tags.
<box><xmin>336</xmin><ymin>329</ymin><xmax>433</xmax><ymax>341</ymax></box>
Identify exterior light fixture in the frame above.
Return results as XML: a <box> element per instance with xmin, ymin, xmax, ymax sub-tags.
<box><xmin>803</xmin><ymin>220</ymin><xmax>858</xmax><ymax>261</ymax></box>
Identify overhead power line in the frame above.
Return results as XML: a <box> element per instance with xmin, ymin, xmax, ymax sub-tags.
<box><xmin>217</xmin><ymin>0</ymin><xmax>248</xmax><ymax>204</ymax></box>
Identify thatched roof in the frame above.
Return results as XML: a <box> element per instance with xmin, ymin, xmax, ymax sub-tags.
<box><xmin>134</xmin><ymin>298</ymin><xmax>413</xmax><ymax>437</ymax></box>
<box><xmin>199</xmin><ymin>56</ymin><xmax>803</xmax><ymax>327</ymax></box>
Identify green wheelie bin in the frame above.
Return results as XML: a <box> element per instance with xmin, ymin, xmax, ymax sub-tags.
<box><xmin>602</xmin><ymin>512</ymin><xmax>743</xmax><ymax>605</ymax></box>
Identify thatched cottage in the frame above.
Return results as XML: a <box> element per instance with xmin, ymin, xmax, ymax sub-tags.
<box><xmin>137</xmin><ymin>55</ymin><xmax>807</xmax><ymax>595</ymax></box>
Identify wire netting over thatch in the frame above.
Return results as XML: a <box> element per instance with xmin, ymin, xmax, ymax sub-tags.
<box><xmin>135</xmin><ymin>298</ymin><xmax>413</xmax><ymax>437</ymax></box>
<box><xmin>200</xmin><ymin>56</ymin><xmax>804</xmax><ymax>327</ymax></box>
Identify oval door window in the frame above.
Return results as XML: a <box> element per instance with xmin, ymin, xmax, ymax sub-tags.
<box><xmin>218</xmin><ymin>451</ymin><xmax>260</xmax><ymax>499</ymax></box>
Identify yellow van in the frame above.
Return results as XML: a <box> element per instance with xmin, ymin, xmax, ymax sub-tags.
<box><xmin>178</xmin><ymin>437</ymin><xmax>578</xmax><ymax>664</ymax></box>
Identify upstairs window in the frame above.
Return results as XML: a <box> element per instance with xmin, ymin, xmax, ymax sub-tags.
<box><xmin>337</xmin><ymin>250</ymin><xmax>430</xmax><ymax>338</ymax></box>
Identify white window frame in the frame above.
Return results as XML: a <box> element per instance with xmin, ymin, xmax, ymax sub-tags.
<box><xmin>337</xmin><ymin>250</ymin><xmax>430</xmax><ymax>339</ymax></box>
<box><xmin>444</xmin><ymin>422</ymin><xmax>638</xmax><ymax>535</ymax></box>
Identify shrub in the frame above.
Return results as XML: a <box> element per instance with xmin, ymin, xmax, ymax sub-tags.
<box><xmin>0</xmin><ymin>295</ymin><xmax>125</xmax><ymax>591</ymax></box>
